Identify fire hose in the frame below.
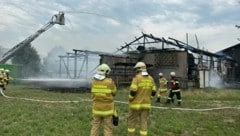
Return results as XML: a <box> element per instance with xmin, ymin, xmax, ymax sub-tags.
<box><xmin>1</xmin><ymin>88</ymin><xmax>240</xmax><ymax>111</ymax></box>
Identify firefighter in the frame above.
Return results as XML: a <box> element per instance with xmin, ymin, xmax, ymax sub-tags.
<box><xmin>90</xmin><ymin>63</ymin><xmax>117</xmax><ymax>136</ymax></box>
<box><xmin>3</xmin><ymin>69</ymin><xmax>12</xmax><ymax>90</ymax></box>
<box><xmin>156</xmin><ymin>73</ymin><xmax>168</xmax><ymax>103</ymax></box>
<box><xmin>4</xmin><ymin>69</ymin><xmax>12</xmax><ymax>85</ymax></box>
<box><xmin>166</xmin><ymin>72</ymin><xmax>182</xmax><ymax>105</ymax></box>
<box><xmin>127</xmin><ymin>62</ymin><xmax>156</xmax><ymax>136</ymax></box>
<box><xmin>0</xmin><ymin>68</ymin><xmax>5</xmax><ymax>90</ymax></box>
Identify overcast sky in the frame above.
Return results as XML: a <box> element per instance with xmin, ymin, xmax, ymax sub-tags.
<box><xmin>0</xmin><ymin>0</ymin><xmax>239</xmax><ymax>58</ymax></box>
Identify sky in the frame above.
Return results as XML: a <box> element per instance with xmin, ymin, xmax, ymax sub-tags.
<box><xmin>0</xmin><ymin>0</ymin><xmax>239</xmax><ymax>58</ymax></box>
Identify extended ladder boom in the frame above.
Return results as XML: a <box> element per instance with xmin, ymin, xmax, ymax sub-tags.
<box><xmin>0</xmin><ymin>11</ymin><xmax>65</xmax><ymax>64</ymax></box>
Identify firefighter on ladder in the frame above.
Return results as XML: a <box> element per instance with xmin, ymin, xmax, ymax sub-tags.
<box><xmin>127</xmin><ymin>62</ymin><xmax>156</xmax><ymax>136</ymax></box>
<box><xmin>166</xmin><ymin>72</ymin><xmax>182</xmax><ymax>105</ymax></box>
<box><xmin>90</xmin><ymin>64</ymin><xmax>118</xmax><ymax>136</ymax></box>
<box><xmin>156</xmin><ymin>73</ymin><xmax>168</xmax><ymax>103</ymax></box>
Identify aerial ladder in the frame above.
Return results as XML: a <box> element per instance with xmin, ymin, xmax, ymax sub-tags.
<box><xmin>0</xmin><ymin>11</ymin><xmax>65</xmax><ymax>64</ymax></box>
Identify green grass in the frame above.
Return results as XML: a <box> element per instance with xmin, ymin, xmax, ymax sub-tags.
<box><xmin>1</xmin><ymin>85</ymin><xmax>240</xmax><ymax>136</ymax></box>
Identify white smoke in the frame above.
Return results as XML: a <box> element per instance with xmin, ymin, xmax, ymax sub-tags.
<box><xmin>42</xmin><ymin>46</ymin><xmax>67</xmax><ymax>78</ymax></box>
<box><xmin>42</xmin><ymin>46</ymin><xmax>100</xmax><ymax>80</ymax></box>
<box><xmin>209</xmin><ymin>69</ymin><xmax>224</xmax><ymax>88</ymax></box>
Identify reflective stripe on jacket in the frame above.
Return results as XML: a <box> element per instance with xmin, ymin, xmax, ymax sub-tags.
<box><xmin>91</xmin><ymin>77</ymin><xmax>116</xmax><ymax>116</ymax></box>
<box><xmin>129</xmin><ymin>73</ymin><xmax>156</xmax><ymax>110</ymax></box>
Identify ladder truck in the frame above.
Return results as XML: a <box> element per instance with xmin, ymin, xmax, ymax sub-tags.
<box><xmin>0</xmin><ymin>11</ymin><xmax>65</xmax><ymax>64</ymax></box>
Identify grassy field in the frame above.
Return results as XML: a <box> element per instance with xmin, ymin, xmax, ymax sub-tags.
<box><xmin>0</xmin><ymin>85</ymin><xmax>240</xmax><ymax>136</ymax></box>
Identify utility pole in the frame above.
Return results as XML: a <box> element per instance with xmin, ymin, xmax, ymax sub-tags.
<box><xmin>236</xmin><ymin>25</ymin><xmax>240</xmax><ymax>41</ymax></box>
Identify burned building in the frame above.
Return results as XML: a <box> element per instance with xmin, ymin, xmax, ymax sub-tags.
<box><xmin>100</xmin><ymin>49</ymin><xmax>191</xmax><ymax>88</ymax></box>
<box><xmin>99</xmin><ymin>33</ymin><xmax>234</xmax><ymax>88</ymax></box>
<box><xmin>217</xmin><ymin>43</ymin><xmax>240</xmax><ymax>82</ymax></box>
<box><xmin>58</xmin><ymin>33</ymin><xmax>236</xmax><ymax>89</ymax></box>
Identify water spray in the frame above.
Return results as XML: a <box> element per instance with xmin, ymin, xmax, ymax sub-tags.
<box><xmin>63</xmin><ymin>10</ymin><xmax>145</xmax><ymax>33</ymax></box>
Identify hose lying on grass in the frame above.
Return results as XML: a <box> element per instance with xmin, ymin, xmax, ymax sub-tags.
<box><xmin>1</xmin><ymin>88</ymin><xmax>240</xmax><ymax>112</ymax></box>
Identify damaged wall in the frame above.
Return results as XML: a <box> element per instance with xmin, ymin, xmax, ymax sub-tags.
<box><xmin>100</xmin><ymin>49</ymin><xmax>192</xmax><ymax>89</ymax></box>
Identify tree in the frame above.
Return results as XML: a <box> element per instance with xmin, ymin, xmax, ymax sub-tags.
<box><xmin>11</xmin><ymin>44</ymin><xmax>41</xmax><ymax>77</ymax></box>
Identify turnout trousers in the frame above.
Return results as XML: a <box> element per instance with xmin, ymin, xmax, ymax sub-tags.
<box><xmin>128</xmin><ymin>109</ymin><xmax>150</xmax><ymax>136</ymax></box>
<box><xmin>157</xmin><ymin>89</ymin><xmax>168</xmax><ymax>99</ymax></box>
<box><xmin>90</xmin><ymin>115</ymin><xmax>113</xmax><ymax>136</ymax></box>
<box><xmin>167</xmin><ymin>90</ymin><xmax>182</xmax><ymax>104</ymax></box>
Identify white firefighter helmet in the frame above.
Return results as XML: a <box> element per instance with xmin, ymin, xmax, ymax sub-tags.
<box><xmin>170</xmin><ymin>72</ymin><xmax>176</xmax><ymax>77</ymax></box>
<box><xmin>159</xmin><ymin>73</ymin><xmax>163</xmax><ymax>76</ymax></box>
<box><xmin>97</xmin><ymin>63</ymin><xmax>111</xmax><ymax>75</ymax></box>
<box><xmin>134</xmin><ymin>62</ymin><xmax>146</xmax><ymax>69</ymax></box>
<box><xmin>5</xmin><ymin>69</ymin><xmax>10</xmax><ymax>73</ymax></box>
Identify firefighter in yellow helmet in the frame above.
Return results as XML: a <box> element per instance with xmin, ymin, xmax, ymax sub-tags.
<box><xmin>166</xmin><ymin>72</ymin><xmax>182</xmax><ymax>105</ymax></box>
<box><xmin>156</xmin><ymin>73</ymin><xmax>168</xmax><ymax>103</ymax></box>
<box><xmin>128</xmin><ymin>61</ymin><xmax>156</xmax><ymax>136</ymax></box>
<box><xmin>90</xmin><ymin>63</ymin><xmax>117</xmax><ymax>136</ymax></box>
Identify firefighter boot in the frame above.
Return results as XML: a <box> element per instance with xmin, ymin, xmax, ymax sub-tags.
<box><xmin>166</xmin><ymin>99</ymin><xmax>171</xmax><ymax>104</ymax></box>
<box><xmin>156</xmin><ymin>98</ymin><xmax>160</xmax><ymax>103</ymax></box>
<box><xmin>177</xmin><ymin>101</ymin><xmax>181</xmax><ymax>106</ymax></box>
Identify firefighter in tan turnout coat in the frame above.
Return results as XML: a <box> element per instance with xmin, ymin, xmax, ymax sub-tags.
<box><xmin>156</xmin><ymin>73</ymin><xmax>168</xmax><ymax>103</ymax></box>
<box><xmin>127</xmin><ymin>62</ymin><xmax>156</xmax><ymax>136</ymax></box>
<box><xmin>90</xmin><ymin>64</ymin><xmax>117</xmax><ymax>136</ymax></box>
